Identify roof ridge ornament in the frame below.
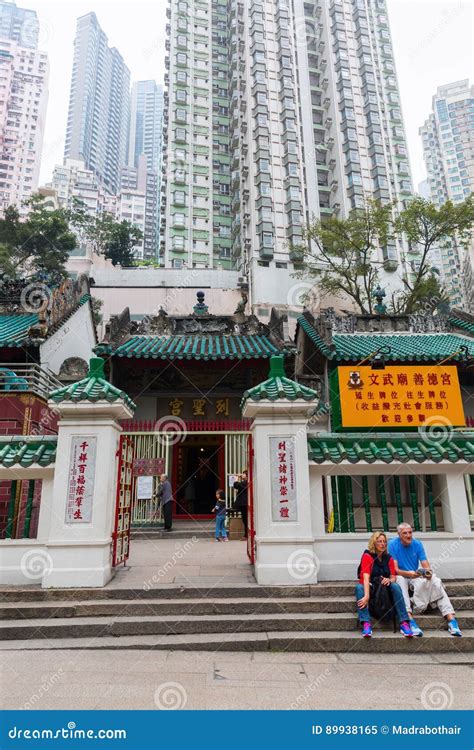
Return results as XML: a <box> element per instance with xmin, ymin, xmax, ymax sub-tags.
<box><xmin>193</xmin><ymin>291</ymin><xmax>209</xmax><ymax>316</ymax></box>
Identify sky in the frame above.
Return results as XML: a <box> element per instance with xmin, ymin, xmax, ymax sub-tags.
<box><xmin>23</xmin><ymin>0</ymin><xmax>473</xmax><ymax>188</ymax></box>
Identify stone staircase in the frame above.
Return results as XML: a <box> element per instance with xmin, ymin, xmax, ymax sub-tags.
<box><xmin>131</xmin><ymin>520</ymin><xmax>215</xmax><ymax>540</ymax></box>
<box><xmin>0</xmin><ymin>581</ymin><xmax>473</xmax><ymax>654</ymax></box>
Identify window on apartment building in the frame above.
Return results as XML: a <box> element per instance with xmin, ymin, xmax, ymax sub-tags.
<box><xmin>176</xmin><ymin>90</ymin><xmax>187</xmax><ymax>103</ymax></box>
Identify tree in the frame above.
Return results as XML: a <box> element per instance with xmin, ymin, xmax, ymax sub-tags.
<box><xmin>67</xmin><ymin>199</ymin><xmax>143</xmax><ymax>267</ymax></box>
<box><xmin>394</xmin><ymin>195</ymin><xmax>474</xmax><ymax>314</ymax></box>
<box><xmin>295</xmin><ymin>200</ymin><xmax>393</xmax><ymax>314</ymax></box>
<box><xmin>0</xmin><ymin>196</ymin><xmax>76</xmax><ymax>280</ymax></box>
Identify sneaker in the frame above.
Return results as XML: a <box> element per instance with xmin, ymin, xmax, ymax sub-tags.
<box><xmin>222</xmin><ymin>537</ymin><xmax>229</xmax><ymax>542</ymax></box>
<box><xmin>410</xmin><ymin>619</ymin><xmax>424</xmax><ymax>637</ymax></box>
<box><xmin>448</xmin><ymin>619</ymin><xmax>462</xmax><ymax>637</ymax></box>
<box><xmin>361</xmin><ymin>622</ymin><xmax>372</xmax><ymax>638</ymax></box>
<box><xmin>215</xmin><ymin>538</ymin><xmax>221</xmax><ymax>543</ymax></box>
<box><xmin>399</xmin><ymin>621</ymin><xmax>413</xmax><ymax>637</ymax></box>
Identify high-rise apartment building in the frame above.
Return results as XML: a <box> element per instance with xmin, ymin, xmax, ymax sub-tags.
<box><xmin>128</xmin><ymin>80</ymin><xmax>164</xmax><ymax>173</ymax></box>
<box><xmin>64</xmin><ymin>12</ymin><xmax>131</xmax><ymax>196</ymax></box>
<box><xmin>420</xmin><ymin>80</ymin><xmax>474</xmax><ymax>308</ymax></box>
<box><xmin>128</xmin><ymin>80</ymin><xmax>164</xmax><ymax>259</ymax></box>
<box><xmin>0</xmin><ymin>10</ymin><xmax>49</xmax><ymax>217</ymax></box>
<box><xmin>420</xmin><ymin>80</ymin><xmax>473</xmax><ymax>207</ymax></box>
<box><xmin>161</xmin><ymin>0</ymin><xmax>413</xmax><ymax>307</ymax></box>
<box><xmin>0</xmin><ymin>0</ymin><xmax>38</xmax><ymax>48</ymax></box>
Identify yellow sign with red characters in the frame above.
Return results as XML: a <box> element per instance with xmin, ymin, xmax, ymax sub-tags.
<box><xmin>338</xmin><ymin>365</ymin><xmax>465</xmax><ymax>428</ymax></box>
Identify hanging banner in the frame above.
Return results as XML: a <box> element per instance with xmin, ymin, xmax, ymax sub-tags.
<box><xmin>65</xmin><ymin>436</ymin><xmax>97</xmax><ymax>523</ymax></box>
<box><xmin>337</xmin><ymin>365</ymin><xmax>465</xmax><ymax>428</ymax></box>
<box><xmin>270</xmin><ymin>436</ymin><xmax>297</xmax><ymax>521</ymax></box>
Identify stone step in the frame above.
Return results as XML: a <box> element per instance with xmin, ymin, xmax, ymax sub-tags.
<box><xmin>0</xmin><ymin>610</ymin><xmax>472</xmax><ymax>640</ymax></box>
<box><xmin>1</xmin><ymin>580</ymin><xmax>472</xmax><ymax>602</ymax></box>
<box><xmin>1</xmin><ymin>629</ymin><xmax>473</xmax><ymax>653</ymax></box>
<box><xmin>131</xmin><ymin>530</ymin><xmax>216</xmax><ymax>539</ymax></box>
<box><xmin>0</xmin><ymin>595</ymin><xmax>472</xmax><ymax>620</ymax></box>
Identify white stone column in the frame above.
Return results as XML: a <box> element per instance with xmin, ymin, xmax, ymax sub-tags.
<box><xmin>42</xmin><ymin>399</ymin><xmax>133</xmax><ymax>588</ymax></box>
<box><xmin>243</xmin><ymin>400</ymin><xmax>317</xmax><ymax>585</ymax></box>
<box><xmin>434</xmin><ymin>470</ymin><xmax>472</xmax><ymax>535</ymax></box>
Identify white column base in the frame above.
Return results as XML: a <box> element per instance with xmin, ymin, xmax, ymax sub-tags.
<box><xmin>41</xmin><ymin>542</ymin><xmax>114</xmax><ymax>589</ymax></box>
<box><xmin>254</xmin><ymin>541</ymin><xmax>319</xmax><ymax>586</ymax></box>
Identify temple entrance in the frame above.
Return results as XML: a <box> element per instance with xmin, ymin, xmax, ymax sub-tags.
<box><xmin>173</xmin><ymin>435</ymin><xmax>224</xmax><ymax>518</ymax></box>
<box><xmin>126</xmin><ymin>422</ymin><xmax>251</xmax><ymax>525</ymax></box>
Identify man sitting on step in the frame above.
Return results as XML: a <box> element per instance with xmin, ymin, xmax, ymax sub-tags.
<box><xmin>388</xmin><ymin>522</ymin><xmax>462</xmax><ymax>638</ymax></box>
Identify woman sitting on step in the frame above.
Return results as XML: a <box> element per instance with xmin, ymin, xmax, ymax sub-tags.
<box><xmin>355</xmin><ymin>531</ymin><xmax>413</xmax><ymax>639</ymax></box>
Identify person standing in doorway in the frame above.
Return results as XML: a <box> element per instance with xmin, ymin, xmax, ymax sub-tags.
<box><xmin>212</xmin><ymin>489</ymin><xmax>228</xmax><ymax>542</ymax></box>
<box><xmin>233</xmin><ymin>470</ymin><xmax>248</xmax><ymax>539</ymax></box>
<box><xmin>159</xmin><ymin>474</ymin><xmax>173</xmax><ymax>532</ymax></box>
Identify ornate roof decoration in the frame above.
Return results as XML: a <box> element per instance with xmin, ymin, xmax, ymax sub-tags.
<box><xmin>98</xmin><ymin>292</ymin><xmax>294</xmax><ymax>361</ymax></box>
<box><xmin>49</xmin><ymin>358</ymin><xmax>136</xmax><ymax>410</ymax></box>
<box><xmin>0</xmin><ymin>275</ymin><xmax>94</xmax><ymax>347</ymax></box>
<box><xmin>298</xmin><ymin>310</ymin><xmax>473</xmax><ymax>363</ymax></box>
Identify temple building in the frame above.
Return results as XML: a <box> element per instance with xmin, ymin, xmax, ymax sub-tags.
<box><xmin>95</xmin><ymin>291</ymin><xmax>293</xmax><ymax>520</ymax></box>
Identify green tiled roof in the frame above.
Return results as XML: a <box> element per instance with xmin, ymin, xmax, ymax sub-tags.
<box><xmin>298</xmin><ymin>317</ymin><xmax>473</xmax><ymax>362</ymax></box>
<box><xmin>0</xmin><ymin>293</ymin><xmax>92</xmax><ymax>348</ymax></box>
<box><xmin>297</xmin><ymin>316</ymin><xmax>335</xmax><ymax>358</ymax></box>
<box><xmin>0</xmin><ymin>436</ymin><xmax>57</xmax><ymax>468</ymax></box>
<box><xmin>49</xmin><ymin>358</ymin><xmax>136</xmax><ymax>411</ymax></box>
<box><xmin>308</xmin><ymin>433</ymin><xmax>474</xmax><ymax>464</ymax></box>
<box><xmin>449</xmin><ymin>315</ymin><xmax>474</xmax><ymax>336</ymax></box>
<box><xmin>112</xmin><ymin>334</ymin><xmax>281</xmax><ymax>360</ymax></box>
<box><xmin>242</xmin><ymin>355</ymin><xmax>318</xmax><ymax>405</ymax></box>
<box><xmin>0</xmin><ymin>313</ymin><xmax>39</xmax><ymax>347</ymax></box>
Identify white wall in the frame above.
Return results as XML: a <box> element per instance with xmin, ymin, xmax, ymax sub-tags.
<box><xmin>40</xmin><ymin>302</ymin><xmax>96</xmax><ymax>375</ymax></box>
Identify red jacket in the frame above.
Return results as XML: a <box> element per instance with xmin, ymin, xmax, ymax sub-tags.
<box><xmin>358</xmin><ymin>551</ymin><xmax>395</xmax><ymax>584</ymax></box>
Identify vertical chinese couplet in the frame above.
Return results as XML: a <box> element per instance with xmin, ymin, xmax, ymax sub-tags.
<box><xmin>65</xmin><ymin>436</ymin><xmax>97</xmax><ymax>523</ymax></box>
<box><xmin>270</xmin><ymin>436</ymin><xmax>298</xmax><ymax>522</ymax></box>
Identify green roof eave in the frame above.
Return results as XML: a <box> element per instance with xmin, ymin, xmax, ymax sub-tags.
<box><xmin>0</xmin><ymin>313</ymin><xmax>40</xmax><ymax>347</ymax></box>
<box><xmin>307</xmin><ymin>433</ymin><xmax>474</xmax><ymax>464</ymax></box>
<box><xmin>241</xmin><ymin>354</ymin><xmax>319</xmax><ymax>406</ymax></box>
<box><xmin>0</xmin><ymin>436</ymin><xmax>57</xmax><ymax>468</ymax></box>
<box><xmin>110</xmin><ymin>334</ymin><xmax>288</xmax><ymax>361</ymax></box>
<box><xmin>297</xmin><ymin>316</ymin><xmax>335</xmax><ymax>359</ymax></box>
<box><xmin>298</xmin><ymin>316</ymin><xmax>473</xmax><ymax>363</ymax></box>
<box><xmin>49</xmin><ymin>358</ymin><xmax>136</xmax><ymax>411</ymax></box>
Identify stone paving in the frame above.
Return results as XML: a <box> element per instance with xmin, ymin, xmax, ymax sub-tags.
<box><xmin>108</xmin><ymin>537</ymin><xmax>255</xmax><ymax>589</ymax></box>
<box><xmin>1</xmin><ymin>649</ymin><xmax>472</xmax><ymax>710</ymax></box>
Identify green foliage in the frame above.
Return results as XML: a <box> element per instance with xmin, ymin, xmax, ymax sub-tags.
<box><xmin>66</xmin><ymin>198</ymin><xmax>143</xmax><ymax>267</ymax></box>
<box><xmin>295</xmin><ymin>195</ymin><xmax>474</xmax><ymax>315</ymax></box>
<box><xmin>295</xmin><ymin>199</ymin><xmax>393</xmax><ymax>314</ymax></box>
<box><xmin>394</xmin><ymin>195</ymin><xmax>474</xmax><ymax>314</ymax></box>
<box><xmin>0</xmin><ymin>196</ymin><xmax>76</xmax><ymax>280</ymax></box>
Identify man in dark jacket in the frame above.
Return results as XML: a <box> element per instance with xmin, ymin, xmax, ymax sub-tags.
<box><xmin>233</xmin><ymin>470</ymin><xmax>248</xmax><ymax>538</ymax></box>
<box><xmin>159</xmin><ymin>474</ymin><xmax>173</xmax><ymax>531</ymax></box>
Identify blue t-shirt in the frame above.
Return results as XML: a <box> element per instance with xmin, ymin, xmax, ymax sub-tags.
<box><xmin>388</xmin><ymin>537</ymin><xmax>427</xmax><ymax>572</ymax></box>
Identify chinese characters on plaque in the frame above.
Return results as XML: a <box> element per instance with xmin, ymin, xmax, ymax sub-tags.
<box><xmin>270</xmin><ymin>437</ymin><xmax>297</xmax><ymax>522</ymax></box>
<box><xmin>169</xmin><ymin>397</ymin><xmax>230</xmax><ymax>417</ymax></box>
<box><xmin>65</xmin><ymin>436</ymin><xmax>97</xmax><ymax>523</ymax></box>
<box><xmin>338</xmin><ymin>365</ymin><xmax>466</xmax><ymax>429</ymax></box>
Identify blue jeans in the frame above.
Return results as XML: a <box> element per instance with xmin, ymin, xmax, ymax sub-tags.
<box><xmin>355</xmin><ymin>582</ymin><xmax>409</xmax><ymax>624</ymax></box>
<box><xmin>215</xmin><ymin>514</ymin><xmax>227</xmax><ymax>539</ymax></box>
